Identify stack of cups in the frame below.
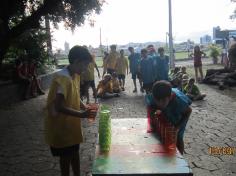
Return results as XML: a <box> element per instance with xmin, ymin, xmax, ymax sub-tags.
<box><xmin>99</xmin><ymin>108</ymin><xmax>111</xmax><ymax>152</ymax></box>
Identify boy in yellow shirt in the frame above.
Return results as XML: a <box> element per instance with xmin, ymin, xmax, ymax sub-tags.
<box><xmin>97</xmin><ymin>74</ymin><xmax>119</xmax><ymax>98</ymax></box>
<box><xmin>82</xmin><ymin>55</ymin><xmax>100</xmax><ymax>104</ymax></box>
<box><xmin>44</xmin><ymin>46</ymin><xmax>96</xmax><ymax>176</ymax></box>
<box><xmin>115</xmin><ymin>49</ymin><xmax>129</xmax><ymax>90</ymax></box>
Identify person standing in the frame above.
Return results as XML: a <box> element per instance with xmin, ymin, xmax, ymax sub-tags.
<box><xmin>105</xmin><ymin>45</ymin><xmax>119</xmax><ymax>75</ymax></box>
<box><xmin>140</xmin><ymin>49</ymin><xmax>155</xmax><ymax>93</ymax></box>
<box><xmin>190</xmin><ymin>45</ymin><xmax>206</xmax><ymax>82</ymax></box>
<box><xmin>44</xmin><ymin>46</ymin><xmax>96</xmax><ymax>176</ymax></box>
<box><xmin>82</xmin><ymin>54</ymin><xmax>100</xmax><ymax>104</ymax></box>
<box><xmin>128</xmin><ymin>46</ymin><xmax>143</xmax><ymax>93</ymax></box>
<box><xmin>155</xmin><ymin>47</ymin><xmax>169</xmax><ymax>81</ymax></box>
<box><xmin>115</xmin><ymin>49</ymin><xmax>129</xmax><ymax>90</ymax></box>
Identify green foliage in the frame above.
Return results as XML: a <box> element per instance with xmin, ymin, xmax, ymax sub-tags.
<box><xmin>5</xmin><ymin>29</ymin><xmax>50</xmax><ymax>65</ymax></box>
<box><xmin>0</xmin><ymin>0</ymin><xmax>105</xmax><ymax>64</ymax></box>
<box><xmin>208</xmin><ymin>45</ymin><xmax>221</xmax><ymax>58</ymax></box>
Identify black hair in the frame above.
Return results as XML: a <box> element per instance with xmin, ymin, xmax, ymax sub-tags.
<box><xmin>152</xmin><ymin>81</ymin><xmax>172</xmax><ymax>100</ymax></box>
<box><xmin>68</xmin><ymin>45</ymin><xmax>92</xmax><ymax>64</ymax></box>
<box><xmin>128</xmin><ymin>46</ymin><xmax>134</xmax><ymax>51</ymax></box>
<box><xmin>158</xmin><ymin>47</ymin><xmax>164</xmax><ymax>53</ymax></box>
<box><xmin>141</xmin><ymin>48</ymin><xmax>147</xmax><ymax>54</ymax></box>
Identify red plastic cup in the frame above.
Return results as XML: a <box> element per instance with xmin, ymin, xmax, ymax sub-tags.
<box><xmin>87</xmin><ymin>103</ymin><xmax>99</xmax><ymax>122</ymax></box>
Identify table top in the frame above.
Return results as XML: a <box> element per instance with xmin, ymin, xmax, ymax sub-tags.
<box><xmin>92</xmin><ymin>118</ymin><xmax>193</xmax><ymax>176</ymax></box>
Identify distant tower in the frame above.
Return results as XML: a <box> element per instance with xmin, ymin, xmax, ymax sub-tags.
<box><xmin>64</xmin><ymin>41</ymin><xmax>70</xmax><ymax>54</ymax></box>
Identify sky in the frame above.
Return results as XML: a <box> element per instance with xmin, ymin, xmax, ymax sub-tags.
<box><xmin>52</xmin><ymin>0</ymin><xmax>235</xmax><ymax>50</ymax></box>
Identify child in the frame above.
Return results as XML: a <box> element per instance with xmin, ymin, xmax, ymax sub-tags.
<box><xmin>111</xmin><ymin>72</ymin><xmax>122</xmax><ymax>93</ymax></box>
<box><xmin>140</xmin><ymin>49</ymin><xmax>155</xmax><ymax>93</ymax></box>
<box><xmin>44</xmin><ymin>46</ymin><xmax>96</xmax><ymax>176</ymax></box>
<box><xmin>115</xmin><ymin>49</ymin><xmax>129</xmax><ymax>91</ymax></box>
<box><xmin>146</xmin><ymin>81</ymin><xmax>192</xmax><ymax>154</ymax></box>
<box><xmin>155</xmin><ymin>47</ymin><xmax>169</xmax><ymax>81</ymax></box>
<box><xmin>190</xmin><ymin>45</ymin><xmax>206</xmax><ymax>82</ymax></box>
<box><xmin>128</xmin><ymin>47</ymin><xmax>143</xmax><ymax>93</ymax></box>
<box><xmin>183</xmin><ymin>78</ymin><xmax>206</xmax><ymax>101</ymax></box>
<box><xmin>97</xmin><ymin>74</ymin><xmax>119</xmax><ymax>98</ymax></box>
<box><xmin>82</xmin><ymin>54</ymin><xmax>100</xmax><ymax>104</ymax></box>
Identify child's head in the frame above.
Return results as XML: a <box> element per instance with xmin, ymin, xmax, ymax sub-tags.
<box><xmin>173</xmin><ymin>67</ymin><xmax>180</xmax><ymax>74</ymax></box>
<box><xmin>68</xmin><ymin>45</ymin><xmax>92</xmax><ymax>75</ymax></box>
<box><xmin>128</xmin><ymin>46</ymin><xmax>134</xmax><ymax>53</ymax></box>
<box><xmin>158</xmin><ymin>47</ymin><xmax>165</xmax><ymax>56</ymax></box>
<box><xmin>120</xmin><ymin>49</ymin><xmax>124</xmax><ymax>56</ymax></box>
<box><xmin>141</xmin><ymin>49</ymin><xmax>148</xmax><ymax>58</ymax></box>
<box><xmin>103</xmin><ymin>74</ymin><xmax>112</xmax><ymax>83</ymax></box>
<box><xmin>188</xmin><ymin>78</ymin><xmax>195</xmax><ymax>85</ymax></box>
<box><xmin>181</xmin><ymin>66</ymin><xmax>187</xmax><ymax>73</ymax></box>
<box><xmin>147</xmin><ymin>45</ymin><xmax>156</xmax><ymax>55</ymax></box>
<box><xmin>110</xmin><ymin>44</ymin><xmax>117</xmax><ymax>52</ymax></box>
<box><xmin>152</xmin><ymin>81</ymin><xmax>172</xmax><ymax>109</ymax></box>
<box><xmin>194</xmin><ymin>45</ymin><xmax>200</xmax><ymax>53</ymax></box>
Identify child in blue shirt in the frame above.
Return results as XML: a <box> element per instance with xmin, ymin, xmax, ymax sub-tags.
<box><xmin>146</xmin><ymin>81</ymin><xmax>192</xmax><ymax>154</ymax></box>
<box><xmin>140</xmin><ymin>49</ymin><xmax>155</xmax><ymax>93</ymax></box>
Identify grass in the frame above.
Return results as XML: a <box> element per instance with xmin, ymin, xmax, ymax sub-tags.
<box><xmin>57</xmin><ymin>50</ymin><xmax>212</xmax><ymax>67</ymax></box>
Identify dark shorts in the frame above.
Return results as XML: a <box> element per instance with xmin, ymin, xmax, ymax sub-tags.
<box><xmin>118</xmin><ymin>74</ymin><xmax>125</xmax><ymax>80</ymax></box>
<box><xmin>107</xmin><ymin>68</ymin><xmax>115</xmax><ymax>75</ymax></box>
<box><xmin>50</xmin><ymin>144</ymin><xmax>80</xmax><ymax>157</ymax></box>
<box><xmin>131</xmin><ymin>72</ymin><xmax>141</xmax><ymax>80</ymax></box>
<box><xmin>194</xmin><ymin>61</ymin><xmax>202</xmax><ymax>67</ymax></box>
<box><xmin>84</xmin><ymin>80</ymin><xmax>95</xmax><ymax>88</ymax></box>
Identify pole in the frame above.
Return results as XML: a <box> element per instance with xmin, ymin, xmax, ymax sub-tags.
<box><xmin>168</xmin><ymin>0</ymin><xmax>175</xmax><ymax>68</ymax></box>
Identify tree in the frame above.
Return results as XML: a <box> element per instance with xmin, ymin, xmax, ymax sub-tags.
<box><xmin>0</xmin><ymin>0</ymin><xmax>104</xmax><ymax>67</ymax></box>
<box><xmin>230</xmin><ymin>0</ymin><xmax>236</xmax><ymax>19</ymax></box>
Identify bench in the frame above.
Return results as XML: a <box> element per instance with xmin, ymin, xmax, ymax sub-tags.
<box><xmin>92</xmin><ymin>118</ymin><xmax>193</xmax><ymax>176</ymax></box>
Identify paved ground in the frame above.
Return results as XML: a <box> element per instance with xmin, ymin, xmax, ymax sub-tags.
<box><xmin>0</xmin><ymin>68</ymin><xmax>236</xmax><ymax>176</ymax></box>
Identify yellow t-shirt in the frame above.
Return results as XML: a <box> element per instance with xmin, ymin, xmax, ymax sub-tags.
<box><xmin>111</xmin><ymin>78</ymin><xmax>121</xmax><ymax>91</ymax></box>
<box><xmin>116</xmin><ymin>56</ymin><xmax>128</xmax><ymax>75</ymax></box>
<box><xmin>44</xmin><ymin>69</ymin><xmax>83</xmax><ymax>148</ymax></box>
<box><xmin>106</xmin><ymin>51</ymin><xmax>119</xmax><ymax>70</ymax></box>
<box><xmin>97</xmin><ymin>80</ymin><xmax>113</xmax><ymax>95</ymax></box>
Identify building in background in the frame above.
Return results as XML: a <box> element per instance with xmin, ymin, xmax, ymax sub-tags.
<box><xmin>213</xmin><ymin>26</ymin><xmax>236</xmax><ymax>48</ymax></box>
<box><xmin>200</xmin><ymin>35</ymin><xmax>212</xmax><ymax>45</ymax></box>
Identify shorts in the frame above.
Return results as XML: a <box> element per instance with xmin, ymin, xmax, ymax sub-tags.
<box><xmin>107</xmin><ymin>68</ymin><xmax>115</xmax><ymax>75</ymax></box>
<box><xmin>84</xmin><ymin>80</ymin><xmax>95</xmax><ymax>88</ymax></box>
<box><xmin>50</xmin><ymin>144</ymin><xmax>80</xmax><ymax>157</ymax></box>
<box><xmin>194</xmin><ymin>60</ymin><xmax>202</xmax><ymax>67</ymax></box>
<box><xmin>131</xmin><ymin>72</ymin><xmax>141</xmax><ymax>80</ymax></box>
<box><xmin>118</xmin><ymin>74</ymin><xmax>125</xmax><ymax>80</ymax></box>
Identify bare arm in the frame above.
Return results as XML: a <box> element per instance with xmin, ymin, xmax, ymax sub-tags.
<box><xmin>95</xmin><ymin>63</ymin><xmax>101</xmax><ymax>78</ymax></box>
<box><xmin>175</xmin><ymin>107</ymin><xmax>192</xmax><ymax>129</ymax></box>
<box><xmin>55</xmin><ymin>94</ymin><xmax>88</xmax><ymax>118</ymax></box>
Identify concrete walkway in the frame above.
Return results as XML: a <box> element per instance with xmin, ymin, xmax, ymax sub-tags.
<box><xmin>0</xmin><ymin>70</ymin><xmax>235</xmax><ymax>176</ymax></box>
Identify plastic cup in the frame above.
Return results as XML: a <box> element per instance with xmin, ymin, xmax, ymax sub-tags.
<box><xmin>87</xmin><ymin>103</ymin><xmax>99</xmax><ymax>122</ymax></box>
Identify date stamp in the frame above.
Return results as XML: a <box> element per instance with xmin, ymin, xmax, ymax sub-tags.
<box><xmin>208</xmin><ymin>146</ymin><xmax>235</xmax><ymax>155</ymax></box>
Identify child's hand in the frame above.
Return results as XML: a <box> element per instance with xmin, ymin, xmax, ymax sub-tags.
<box><xmin>79</xmin><ymin>109</ymin><xmax>89</xmax><ymax>118</ymax></box>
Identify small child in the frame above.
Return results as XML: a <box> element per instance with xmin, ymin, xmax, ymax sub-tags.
<box><xmin>146</xmin><ymin>81</ymin><xmax>192</xmax><ymax>154</ymax></box>
<box><xmin>183</xmin><ymin>78</ymin><xmax>206</xmax><ymax>101</ymax></box>
<box><xmin>111</xmin><ymin>72</ymin><xmax>122</xmax><ymax>93</ymax></box>
<box><xmin>190</xmin><ymin>45</ymin><xmax>206</xmax><ymax>82</ymax></box>
<box><xmin>44</xmin><ymin>46</ymin><xmax>96</xmax><ymax>176</ymax></box>
<box><xmin>115</xmin><ymin>49</ymin><xmax>129</xmax><ymax>91</ymax></box>
<box><xmin>97</xmin><ymin>74</ymin><xmax>119</xmax><ymax>98</ymax></box>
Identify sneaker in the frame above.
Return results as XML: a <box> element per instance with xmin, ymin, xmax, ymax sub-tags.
<box><xmin>133</xmin><ymin>88</ymin><xmax>137</xmax><ymax>93</ymax></box>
